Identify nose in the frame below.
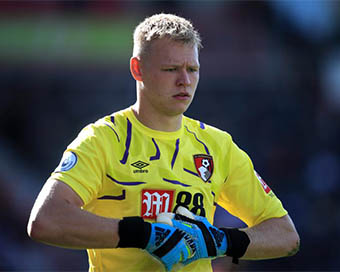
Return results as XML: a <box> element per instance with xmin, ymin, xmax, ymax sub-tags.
<box><xmin>176</xmin><ymin>69</ymin><xmax>191</xmax><ymax>87</ymax></box>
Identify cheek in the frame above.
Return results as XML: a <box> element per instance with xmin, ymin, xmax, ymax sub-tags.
<box><xmin>149</xmin><ymin>73</ymin><xmax>166</xmax><ymax>85</ymax></box>
<box><xmin>192</xmin><ymin>74</ymin><xmax>199</xmax><ymax>86</ymax></box>
<box><xmin>144</xmin><ymin>75</ymin><xmax>160</xmax><ymax>91</ymax></box>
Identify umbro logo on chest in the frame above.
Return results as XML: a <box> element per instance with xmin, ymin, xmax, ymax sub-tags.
<box><xmin>131</xmin><ymin>160</ymin><xmax>149</xmax><ymax>173</ymax></box>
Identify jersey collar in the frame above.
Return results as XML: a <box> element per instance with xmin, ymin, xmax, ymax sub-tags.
<box><xmin>125</xmin><ymin>107</ymin><xmax>184</xmax><ymax>140</ymax></box>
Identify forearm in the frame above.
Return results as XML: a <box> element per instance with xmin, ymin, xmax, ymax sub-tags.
<box><xmin>240</xmin><ymin>215</ymin><xmax>300</xmax><ymax>260</ymax></box>
<box><xmin>27</xmin><ymin>179</ymin><xmax>120</xmax><ymax>249</ymax></box>
<box><xmin>29</xmin><ymin>203</ymin><xmax>119</xmax><ymax>249</ymax></box>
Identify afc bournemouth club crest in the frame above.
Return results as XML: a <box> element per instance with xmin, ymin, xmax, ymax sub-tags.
<box><xmin>193</xmin><ymin>154</ymin><xmax>214</xmax><ymax>182</ymax></box>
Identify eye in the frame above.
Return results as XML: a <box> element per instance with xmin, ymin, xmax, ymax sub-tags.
<box><xmin>162</xmin><ymin>68</ymin><xmax>176</xmax><ymax>72</ymax></box>
<box><xmin>188</xmin><ymin>67</ymin><xmax>199</xmax><ymax>73</ymax></box>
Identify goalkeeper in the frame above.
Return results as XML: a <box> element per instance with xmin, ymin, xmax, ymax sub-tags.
<box><xmin>27</xmin><ymin>13</ymin><xmax>299</xmax><ymax>272</ymax></box>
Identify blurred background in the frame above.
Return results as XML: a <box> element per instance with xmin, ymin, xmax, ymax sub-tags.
<box><xmin>1</xmin><ymin>1</ymin><xmax>340</xmax><ymax>271</ymax></box>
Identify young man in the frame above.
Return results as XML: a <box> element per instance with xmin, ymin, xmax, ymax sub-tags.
<box><xmin>27</xmin><ymin>13</ymin><xmax>299</xmax><ymax>272</ymax></box>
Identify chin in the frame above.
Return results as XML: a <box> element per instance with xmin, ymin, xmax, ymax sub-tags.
<box><xmin>170</xmin><ymin>107</ymin><xmax>189</xmax><ymax>116</ymax></box>
<box><xmin>162</xmin><ymin>101</ymin><xmax>192</xmax><ymax>116</ymax></box>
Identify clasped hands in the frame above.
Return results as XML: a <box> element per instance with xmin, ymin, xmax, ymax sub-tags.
<box><xmin>145</xmin><ymin>206</ymin><xmax>228</xmax><ymax>271</ymax></box>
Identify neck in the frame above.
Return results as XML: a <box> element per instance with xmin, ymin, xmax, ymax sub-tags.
<box><xmin>132</xmin><ymin>102</ymin><xmax>183</xmax><ymax>132</ymax></box>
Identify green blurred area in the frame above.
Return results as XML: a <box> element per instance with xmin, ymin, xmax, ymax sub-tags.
<box><xmin>0</xmin><ymin>15</ymin><xmax>135</xmax><ymax>64</ymax></box>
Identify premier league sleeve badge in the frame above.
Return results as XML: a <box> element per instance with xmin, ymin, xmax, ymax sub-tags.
<box><xmin>55</xmin><ymin>151</ymin><xmax>78</xmax><ymax>172</ymax></box>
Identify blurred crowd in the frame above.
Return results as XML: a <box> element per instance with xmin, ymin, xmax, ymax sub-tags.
<box><xmin>0</xmin><ymin>1</ymin><xmax>339</xmax><ymax>271</ymax></box>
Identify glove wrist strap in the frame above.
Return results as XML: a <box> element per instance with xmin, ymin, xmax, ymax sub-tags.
<box><xmin>117</xmin><ymin>216</ymin><xmax>151</xmax><ymax>249</ymax></box>
<box><xmin>220</xmin><ymin>228</ymin><xmax>250</xmax><ymax>264</ymax></box>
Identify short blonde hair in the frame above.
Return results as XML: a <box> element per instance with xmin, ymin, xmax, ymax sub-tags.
<box><xmin>133</xmin><ymin>13</ymin><xmax>202</xmax><ymax>58</ymax></box>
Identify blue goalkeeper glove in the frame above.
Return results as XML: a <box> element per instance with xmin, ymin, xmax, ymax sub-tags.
<box><xmin>118</xmin><ymin>216</ymin><xmax>196</xmax><ymax>271</ymax></box>
<box><xmin>157</xmin><ymin>206</ymin><xmax>228</xmax><ymax>265</ymax></box>
<box><xmin>158</xmin><ymin>207</ymin><xmax>251</xmax><ymax>265</ymax></box>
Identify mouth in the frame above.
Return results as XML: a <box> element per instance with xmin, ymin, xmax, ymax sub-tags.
<box><xmin>173</xmin><ymin>92</ymin><xmax>190</xmax><ymax>99</ymax></box>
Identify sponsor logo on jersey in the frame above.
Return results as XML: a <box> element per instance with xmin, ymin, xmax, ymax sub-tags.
<box><xmin>131</xmin><ymin>160</ymin><xmax>149</xmax><ymax>173</ymax></box>
<box><xmin>255</xmin><ymin>171</ymin><xmax>271</xmax><ymax>194</ymax></box>
<box><xmin>141</xmin><ymin>189</ymin><xmax>174</xmax><ymax>219</ymax></box>
<box><xmin>193</xmin><ymin>154</ymin><xmax>214</xmax><ymax>182</ymax></box>
<box><xmin>56</xmin><ymin>151</ymin><xmax>77</xmax><ymax>172</ymax></box>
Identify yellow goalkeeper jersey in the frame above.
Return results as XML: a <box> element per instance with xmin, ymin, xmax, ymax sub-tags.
<box><xmin>50</xmin><ymin>107</ymin><xmax>287</xmax><ymax>272</ymax></box>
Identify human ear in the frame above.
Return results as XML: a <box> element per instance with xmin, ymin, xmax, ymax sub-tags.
<box><xmin>130</xmin><ymin>57</ymin><xmax>143</xmax><ymax>81</ymax></box>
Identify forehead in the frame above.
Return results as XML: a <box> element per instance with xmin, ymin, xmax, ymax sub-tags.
<box><xmin>147</xmin><ymin>38</ymin><xmax>199</xmax><ymax>65</ymax></box>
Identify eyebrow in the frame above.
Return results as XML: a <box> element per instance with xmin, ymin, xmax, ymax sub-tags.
<box><xmin>161</xmin><ymin>63</ymin><xmax>200</xmax><ymax>68</ymax></box>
